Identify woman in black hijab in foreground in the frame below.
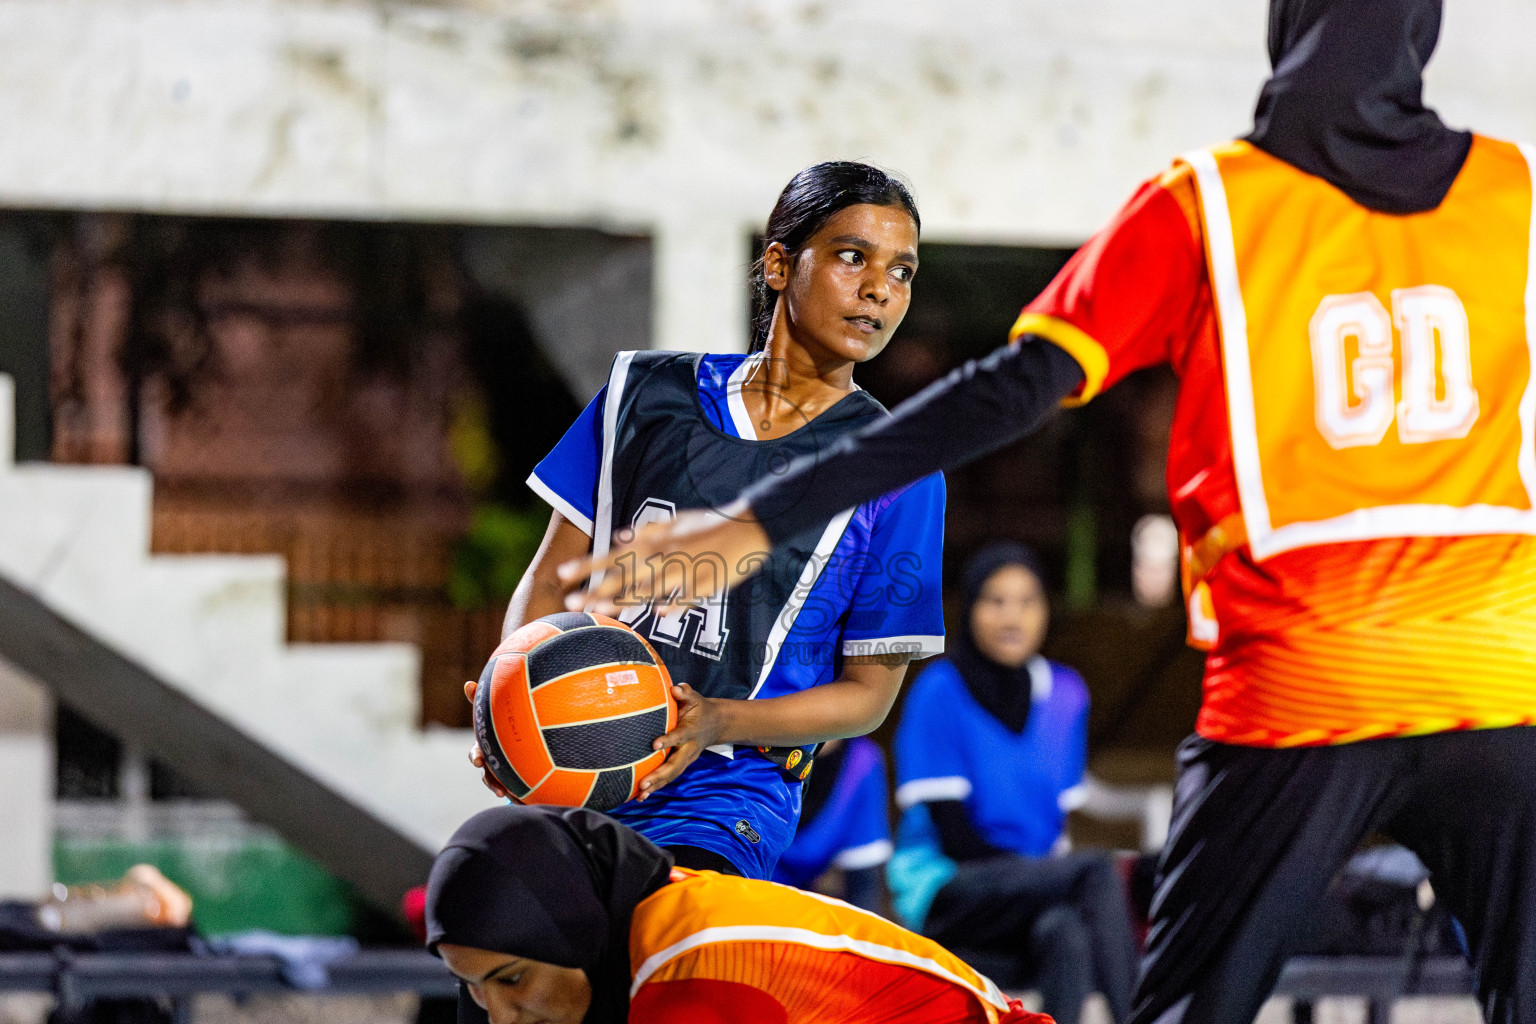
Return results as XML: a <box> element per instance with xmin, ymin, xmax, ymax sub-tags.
<box><xmin>426</xmin><ymin>804</ymin><xmax>1046</xmax><ymax>1024</ymax></box>
<box><xmin>425</xmin><ymin>804</ymin><xmax>671</xmax><ymax>1024</ymax></box>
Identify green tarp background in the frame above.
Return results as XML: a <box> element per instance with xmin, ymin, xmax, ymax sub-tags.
<box><xmin>55</xmin><ymin>835</ymin><xmax>356</xmax><ymax>937</ymax></box>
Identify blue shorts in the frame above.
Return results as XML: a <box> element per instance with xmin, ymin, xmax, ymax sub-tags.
<box><xmin>609</xmin><ymin>749</ymin><xmax>801</xmax><ymax>879</ymax></box>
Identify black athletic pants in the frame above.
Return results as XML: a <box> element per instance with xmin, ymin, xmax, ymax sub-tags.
<box><xmin>665</xmin><ymin>845</ymin><xmax>742</xmax><ymax>875</ymax></box>
<box><xmin>1134</xmin><ymin>728</ymin><xmax>1536</xmax><ymax>1024</ymax></box>
<box><xmin>923</xmin><ymin>852</ymin><xmax>1138</xmax><ymax>1024</ymax></box>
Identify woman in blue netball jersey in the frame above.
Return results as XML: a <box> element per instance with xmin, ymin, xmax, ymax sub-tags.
<box><xmin>890</xmin><ymin>544</ymin><xmax>1136</xmax><ymax>1024</ymax></box>
<box><xmin>468</xmin><ymin>162</ymin><xmax>946</xmax><ymax>880</ymax></box>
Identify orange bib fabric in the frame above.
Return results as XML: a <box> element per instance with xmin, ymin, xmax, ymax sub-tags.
<box><xmin>1186</xmin><ymin>137</ymin><xmax>1536</xmax><ymax>555</ymax></box>
<box><xmin>627</xmin><ymin>869</ymin><xmax>1021</xmax><ymax>1024</ymax></box>
<box><xmin>1180</xmin><ymin>137</ymin><xmax>1536</xmax><ymax>745</ymax></box>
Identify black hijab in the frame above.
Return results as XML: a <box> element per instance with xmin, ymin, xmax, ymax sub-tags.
<box><xmin>947</xmin><ymin>543</ymin><xmax>1047</xmax><ymax>734</ymax></box>
<box><xmin>425</xmin><ymin>805</ymin><xmax>675</xmax><ymax>1024</ymax></box>
<box><xmin>1247</xmin><ymin>0</ymin><xmax>1471</xmax><ymax>214</ymax></box>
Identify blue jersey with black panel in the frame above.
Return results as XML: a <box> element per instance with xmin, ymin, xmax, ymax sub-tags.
<box><xmin>526</xmin><ymin>352</ymin><xmax>945</xmax><ymax>879</ymax></box>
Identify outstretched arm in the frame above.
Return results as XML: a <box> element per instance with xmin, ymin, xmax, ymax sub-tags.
<box><xmin>565</xmin><ymin>338</ymin><xmax>1084</xmax><ymax>612</ymax></box>
<box><xmin>747</xmin><ymin>337</ymin><xmax>1084</xmax><ymax>545</ymax></box>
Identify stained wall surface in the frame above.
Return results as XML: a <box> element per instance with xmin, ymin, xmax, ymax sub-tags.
<box><xmin>1</xmin><ymin>1</ymin><xmax>1525</xmax><ymax>351</ymax></box>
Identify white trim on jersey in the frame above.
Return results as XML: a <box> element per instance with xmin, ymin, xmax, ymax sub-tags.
<box><xmin>895</xmin><ymin>775</ymin><xmax>973</xmax><ymax>809</ymax></box>
<box><xmin>1184</xmin><ymin>146</ymin><xmax>1536</xmax><ymax>561</ymax></box>
<box><xmin>1027</xmin><ymin>654</ymin><xmax>1052</xmax><ymax>702</ymax></box>
<box><xmin>587</xmin><ymin>351</ymin><xmax>636</xmax><ymax>599</ymax></box>
<box><xmin>1518</xmin><ymin>143</ymin><xmax>1536</xmax><ymax>510</ymax></box>
<box><xmin>726</xmin><ymin>352</ymin><xmax>764</xmax><ymax>440</ymax></box>
<box><xmin>833</xmin><ymin>838</ymin><xmax>895</xmax><ymax>871</ymax></box>
<box><xmin>1183</xmin><ymin>149</ymin><xmax>1274</xmax><ymax>551</ymax></box>
<box><xmin>841</xmin><ymin>634</ymin><xmax>946</xmax><ymax>658</ymax></box>
<box><xmin>727</xmin><ymin>352</ymin><xmax>861</xmax><ymax>441</ymax></box>
<box><xmin>581</xmin><ymin>355</ymin><xmax>886</xmax><ymax>761</ymax></box>
<box><xmin>746</xmin><ymin>506</ymin><xmax>858</xmax><ymax>699</ymax></box>
<box><xmin>1246</xmin><ymin>502</ymin><xmax>1536</xmax><ymax>555</ymax></box>
<box><xmin>1057</xmin><ymin>783</ymin><xmax>1089</xmax><ymax>813</ymax></box>
<box><xmin>629</xmin><ymin>923</ymin><xmax>1009</xmax><ymax>1009</ymax></box>
<box><xmin>526</xmin><ymin>471</ymin><xmax>594</xmax><ymax>537</ymax></box>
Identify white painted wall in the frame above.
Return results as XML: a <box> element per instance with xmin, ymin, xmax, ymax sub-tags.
<box><xmin>0</xmin><ymin>374</ymin><xmax>51</xmax><ymax>900</ymax></box>
<box><xmin>0</xmin><ymin>658</ymin><xmax>52</xmax><ymax>899</ymax></box>
<box><xmin>0</xmin><ymin>0</ymin><xmax>1270</xmax><ymax>355</ymax></box>
<box><xmin>1</xmin><ymin>1</ymin><xmax>1525</xmax><ymax>353</ymax></box>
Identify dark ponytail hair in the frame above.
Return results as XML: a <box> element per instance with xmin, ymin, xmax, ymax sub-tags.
<box><xmin>750</xmin><ymin>162</ymin><xmax>920</xmax><ymax>353</ymax></box>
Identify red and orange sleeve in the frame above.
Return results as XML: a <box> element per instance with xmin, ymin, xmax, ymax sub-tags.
<box><xmin>1014</xmin><ymin>166</ymin><xmax>1206</xmax><ymax>405</ymax></box>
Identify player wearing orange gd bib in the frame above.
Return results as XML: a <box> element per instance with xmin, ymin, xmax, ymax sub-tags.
<box><xmin>568</xmin><ymin>1</ymin><xmax>1536</xmax><ymax>1021</ymax></box>
<box><xmin>425</xmin><ymin>805</ymin><xmax>1046</xmax><ymax>1024</ymax></box>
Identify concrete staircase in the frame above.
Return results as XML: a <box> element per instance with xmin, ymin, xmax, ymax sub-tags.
<box><xmin>0</xmin><ymin>376</ymin><xmax>498</xmax><ymax>906</ymax></box>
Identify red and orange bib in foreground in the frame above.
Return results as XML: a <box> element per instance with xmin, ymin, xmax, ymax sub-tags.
<box><xmin>1188</xmin><ymin>138</ymin><xmax>1536</xmax><ymax>560</ymax></box>
<box><xmin>627</xmin><ymin>869</ymin><xmax>1049</xmax><ymax>1024</ymax></box>
<box><xmin>1020</xmin><ymin>136</ymin><xmax>1536</xmax><ymax>747</ymax></box>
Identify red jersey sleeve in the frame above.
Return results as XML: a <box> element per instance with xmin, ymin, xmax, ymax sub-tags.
<box><xmin>1014</xmin><ymin>167</ymin><xmax>1206</xmax><ymax>404</ymax></box>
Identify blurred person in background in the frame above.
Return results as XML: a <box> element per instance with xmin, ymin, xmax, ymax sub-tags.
<box><xmin>887</xmin><ymin>543</ymin><xmax>1136</xmax><ymax>1024</ymax></box>
<box><xmin>770</xmin><ymin>735</ymin><xmax>893</xmax><ymax>913</ymax></box>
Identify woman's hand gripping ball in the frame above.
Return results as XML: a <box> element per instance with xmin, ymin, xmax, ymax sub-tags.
<box><xmin>635</xmin><ymin>682</ymin><xmax>725</xmax><ymax>801</ymax></box>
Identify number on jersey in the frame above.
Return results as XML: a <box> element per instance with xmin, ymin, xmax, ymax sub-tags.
<box><xmin>1310</xmin><ymin>286</ymin><xmax>1480</xmax><ymax>449</ymax></box>
<box><xmin>617</xmin><ymin>498</ymin><xmax>730</xmax><ymax>661</ymax></box>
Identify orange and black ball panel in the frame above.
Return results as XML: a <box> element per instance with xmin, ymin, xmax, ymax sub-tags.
<box><xmin>526</xmin><ymin>629</ymin><xmax>653</xmax><ymax>682</ymax></box>
<box><xmin>535</xmin><ymin>611</ymin><xmax>608</xmax><ymax>633</ymax></box>
<box><xmin>473</xmin><ymin>651</ymin><xmax>534</xmax><ymax>800</ymax></box>
<box><xmin>474</xmin><ymin>611</ymin><xmax>677</xmax><ymax>812</ymax></box>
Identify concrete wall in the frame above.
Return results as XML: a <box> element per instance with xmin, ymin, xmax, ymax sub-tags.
<box><xmin>0</xmin><ymin>370</ymin><xmax>500</xmax><ymax>875</ymax></box>
<box><xmin>0</xmin><ymin>1</ymin><xmax>1526</xmax><ymax>354</ymax></box>
<box><xmin>0</xmin><ymin>0</ymin><xmax>1266</xmax><ymax>356</ymax></box>
<box><xmin>0</xmin><ymin>658</ymin><xmax>52</xmax><ymax>898</ymax></box>
<box><xmin>0</xmin><ymin>371</ymin><xmax>51</xmax><ymax>899</ymax></box>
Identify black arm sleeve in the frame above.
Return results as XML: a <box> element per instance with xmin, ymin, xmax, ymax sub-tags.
<box><xmin>745</xmin><ymin>339</ymin><xmax>1086</xmax><ymax>545</ymax></box>
<box><xmin>927</xmin><ymin>799</ymin><xmax>1008</xmax><ymax>863</ymax></box>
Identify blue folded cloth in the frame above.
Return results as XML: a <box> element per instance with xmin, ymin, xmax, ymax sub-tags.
<box><xmin>207</xmin><ymin>930</ymin><xmax>360</xmax><ymax>990</ymax></box>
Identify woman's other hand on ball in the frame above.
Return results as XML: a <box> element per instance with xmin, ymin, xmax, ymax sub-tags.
<box><xmin>463</xmin><ymin>680</ymin><xmax>514</xmax><ymax>801</ymax></box>
<box><xmin>636</xmin><ymin>683</ymin><xmax>726</xmax><ymax>801</ymax></box>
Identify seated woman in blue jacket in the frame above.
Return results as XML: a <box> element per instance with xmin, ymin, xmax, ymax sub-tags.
<box><xmin>888</xmin><ymin>543</ymin><xmax>1135</xmax><ymax>1024</ymax></box>
<box><xmin>772</xmin><ymin>735</ymin><xmax>893</xmax><ymax>913</ymax></box>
